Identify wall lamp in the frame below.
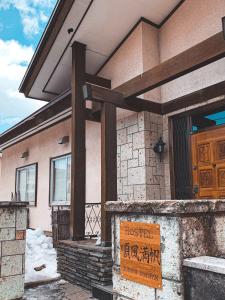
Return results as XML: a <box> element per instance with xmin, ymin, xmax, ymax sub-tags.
<box><xmin>153</xmin><ymin>137</ymin><xmax>166</xmax><ymax>162</ymax></box>
<box><xmin>223</xmin><ymin>17</ymin><xmax>225</xmax><ymax>40</ymax></box>
<box><xmin>20</xmin><ymin>151</ymin><xmax>29</xmax><ymax>159</ymax></box>
<box><xmin>58</xmin><ymin>136</ymin><xmax>69</xmax><ymax>145</ymax></box>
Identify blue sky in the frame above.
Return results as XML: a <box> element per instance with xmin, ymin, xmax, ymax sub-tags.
<box><xmin>0</xmin><ymin>0</ymin><xmax>57</xmax><ymax>133</ymax></box>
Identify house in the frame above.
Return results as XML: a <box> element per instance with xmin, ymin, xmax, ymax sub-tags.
<box><xmin>0</xmin><ymin>111</ymin><xmax>101</xmax><ymax>232</ymax></box>
<box><xmin>0</xmin><ymin>0</ymin><xmax>225</xmax><ymax>296</ymax></box>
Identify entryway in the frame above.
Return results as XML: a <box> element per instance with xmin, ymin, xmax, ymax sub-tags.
<box><xmin>191</xmin><ymin>125</ymin><xmax>225</xmax><ymax>199</ymax></box>
<box><xmin>171</xmin><ymin>102</ymin><xmax>225</xmax><ymax>199</ymax></box>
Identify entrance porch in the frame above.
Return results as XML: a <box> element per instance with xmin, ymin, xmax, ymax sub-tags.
<box><xmin>53</xmin><ymin>16</ymin><xmax>225</xmax><ymax>299</ymax></box>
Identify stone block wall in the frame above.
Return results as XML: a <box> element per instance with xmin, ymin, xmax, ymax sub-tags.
<box><xmin>57</xmin><ymin>240</ymin><xmax>112</xmax><ymax>290</ymax></box>
<box><xmin>0</xmin><ymin>202</ymin><xmax>28</xmax><ymax>300</ymax></box>
<box><xmin>117</xmin><ymin>111</ymin><xmax>165</xmax><ymax>201</ymax></box>
<box><xmin>106</xmin><ymin>199</ymin><xmax>225</xmax><ymax>300</ymax></box>
<box><xmin>183</xmin><ymin>257</ymin><xmax>225</xmax><ymax>300</ymax></box>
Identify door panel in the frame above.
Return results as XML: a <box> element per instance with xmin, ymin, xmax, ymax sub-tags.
<box><xmin>192</xmin><ymin>125</ymin><xmax>225</xmax><ymax>199</ymax></box>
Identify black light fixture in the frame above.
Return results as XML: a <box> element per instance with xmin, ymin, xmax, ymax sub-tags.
<box><xmin>153</xmin><ymin>137</ymin><xmax>166</xmax><ymax>161</ymax></box>
<box><xmin>58</xmin><ymin>136</ymin><xmax>69</xmax><ymax>145</ymax></box>
<box><xmin>223</xmin><ymin>17</ymin><xmax>225</xmax><ymax>40</ymax></box>
<box><xmin>67</xmin><ymin>28</ymin><xmax>74</xmax><ymax>34</ymax></box>
<box><xmin>20</xmin><ymin>151</ymin><xmax>29</xmax><ymax>159</ymax></box>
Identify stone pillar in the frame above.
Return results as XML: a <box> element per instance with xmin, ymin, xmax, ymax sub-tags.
<box><xmin>0</xmin><ymin>202</ymin><xmax>28</xmax><ymax>300</ymax></box>
<box><xmin>117</xmin><ymin>111</ymin><xmax>165</xmax><ymax>201</ymax></box>
<box><xmin>106</xmin><ymin>199</ymin><xmax>225</xmax><ymax>300</ymax></box>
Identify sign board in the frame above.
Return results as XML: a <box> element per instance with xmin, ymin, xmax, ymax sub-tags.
<box><xmin>120</xmin><ymin>221</ymin><xmax>162</xmax><ymax>289</ymax></box>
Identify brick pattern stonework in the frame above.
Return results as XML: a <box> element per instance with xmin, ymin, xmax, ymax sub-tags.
<box><xmin>117</xmin><ymin>111</ymin><xmax>165</xmax><ymax>201</ymax></box>
<box><xmin>0</xmin><ymin>203</ymin><xmax>27</xmax><ymax>300</ymax></box>
<box><xmin>57</xmin><ymin>240</ymin><xmax>112</xmax><ymax>290</ymax></box>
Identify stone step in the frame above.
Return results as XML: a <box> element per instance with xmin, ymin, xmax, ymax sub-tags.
<box><xmin>92</xmin><ymin>284</ymin><xmax>113</xmax><ymax>300</ymax></box>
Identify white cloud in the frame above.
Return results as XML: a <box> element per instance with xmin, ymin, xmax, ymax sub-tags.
<box><xmin>39</xmin><ymin>11</ymin><xmax>49</xmax><ymax>23</ymax></box>
<box><xmin>0</xmin><ymin>0</ymin><xmax>56</xmax><ymax>38</ymax></box>
<box><xmin>22</xmin><ymin>16</ymin><xmax>40</xmax><ymax>37</ymax></box>
<box><xmin>0</xmin><ymin>39</ymin><xmax>46</xmax><ymax>133</ymax></box>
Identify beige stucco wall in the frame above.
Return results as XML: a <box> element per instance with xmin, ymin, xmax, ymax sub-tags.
<box><xmin>99</xmin><ymin>21</ymin><xmax>161</xmax><ymax>104</ymax></box>
<box><xmin>97</xmin><ymin>0</ymin><xmax>225</xmax><ymax>201</ymax></box>
<box><xmin>98</xmin><ymin>0</ymin><xmax>225</xmax><ymax>104</ymax></box>
<box><xmin>0</xmin><ymin>119</ymin><xmax>101</xmax><ymax>231</ymax></box>
<box><xmin>159</xmin><ymin>0</ymin><xmax>225</xmax><ymax>102</ymax></box>
<box><xmin>159</xmin><ymin>0</ymin><xmax>224</xmax><ymax>61</ymax></box>
<box><xmin>98</xmin><ymin>23</ymin><xmax>143</xmax><ymax>89</ymax></box>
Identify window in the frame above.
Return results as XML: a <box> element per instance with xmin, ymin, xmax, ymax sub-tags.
<box><xmin>50</xmin><ymin>154</ymin><xmax>71</xmax><ymax>205</ymax></box>
<box><xmin>192</xmin><ymin>109</ymin><xmax>225</xmax><ymax>133</ymax></box>
<box><xmin>16</xmin><ymin>164</ymin><xmax>37</xmax><ymax>206</ymax></box>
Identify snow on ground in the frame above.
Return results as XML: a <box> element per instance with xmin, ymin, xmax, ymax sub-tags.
<box><xmin>25</xmin><ymin>228</ymin><xmax>60</xmax><ymax>283</ymax></box>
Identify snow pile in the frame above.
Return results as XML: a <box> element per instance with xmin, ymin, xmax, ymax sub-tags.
<box><xmin>25</xmin><ymin>228</ymin><xmax>60</xmax><ymax>283</ymax></box>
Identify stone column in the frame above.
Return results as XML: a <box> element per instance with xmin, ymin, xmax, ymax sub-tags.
<box><xmin>0</xmin><ymin>202</ymin><xmax>28</xmax><ymax>300</ymax></box>
<box><xmin>117</xmin><ymin>111</ymin><xmax>165</xmax><ymax>201</ymax></box>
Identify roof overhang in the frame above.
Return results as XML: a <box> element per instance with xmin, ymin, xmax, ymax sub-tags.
<box><xmin>3</xmin><ymin>78</ymin><xmax>225</xmax><ymax>150</ymax></box>
<box><xmin>19</xmin><ymin>0</ymin><xmax>183</xmax><ymax>101</ymax></box>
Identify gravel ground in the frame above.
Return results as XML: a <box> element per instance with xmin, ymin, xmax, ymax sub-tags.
<box><xmin>23</xmin><ymin>280</ymin><xmax>95</xmax><ymax>300</ymax></box>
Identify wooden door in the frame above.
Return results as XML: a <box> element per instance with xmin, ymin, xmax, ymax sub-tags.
<box><xmin>192</xmin><ymin>125</ymin><xmax>225</xmax><ymax>199</ymax></box>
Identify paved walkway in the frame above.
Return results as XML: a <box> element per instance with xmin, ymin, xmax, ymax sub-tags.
<box><xmin>24</xmin><ymin>280</ymin><xmax>96</xmax><ymax>300</ymax></box>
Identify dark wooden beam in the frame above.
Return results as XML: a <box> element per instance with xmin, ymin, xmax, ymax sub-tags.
<box><xmin>192</xmin><ymin>116</ymin><xmax>216</xmax><ymax>129</ymax></box>
<box><xmin>162</xmin><ymin>80</ymin><xmax>225</xmax><ymax>115</ymax></box>
<box><xmin>3</xmin><ymin>78</ymin><xmax>225</xmax><ymax>150</ymax></box>
<box><xmin>91</xmin><ymin>101</ymin><xmax>102</xmax><ymax>114</ymax></box>
<box><xmin>70</xmin><ymin>41</ymin><xmax>86</xmax><ymax>240</ymax></box>
<box><xmin>115</xmin><ymin>32</ymin><xmax>225</xmax><ymax>98</ymax></box>
<box><xmin>83</xmin><ymin>83</ymin><xmax>123</xmax><ymax>104</ymax></box>
<box><xmin>86</xmin><ymin>108</ymin><xmax>101</xmax><ymax>122</ymax></box>
<box><xmin>85</xmin><ymin>73</ymin><xmax>111</xmax><ymax>89</ymax></box>
<box><xmin>83</xmin><ymin>83</ymin><xmax>162</xmax><ymax>114</ymax></box>
<box><xmin>101</xmin><ymin>102</ymin><xmax>117</xmax><ymax>246</ymax></box>
<box><xmin>128</xmin><ymin>97</ymin><xmax>162</xmax><ymax>114</ymax></box>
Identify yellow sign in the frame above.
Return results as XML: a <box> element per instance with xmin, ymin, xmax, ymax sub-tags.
<box><xmin>120</xmin><ymin>221</ymin><xmax>162</xmax><ymax>289</ymax></box>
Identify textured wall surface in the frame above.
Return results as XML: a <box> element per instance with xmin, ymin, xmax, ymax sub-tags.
<box><xmin>117</xmin><ymin>112</ymin><xmax>165</xmax><ymax>201</ymax></box>
<box><xmin>57</xmin><ymin>240</ymin><xmax>112</xmax><ymax>290</ymax></box>
<box><xmin>0</xmin><ymin>203</ymin><xmax>27</xmax><ymax>300</ymax></box>
<box><xmin>111</xmin><ymin>206</ymin><xmax>225</xmax><ymax>300</ymax></box>
<box><xmin>0</xmin><ymin>120</ymin><xmax>101</xmax><ymax>231</ymax></box>
<box><xmin>184</xmin><ymin>268</ymin><xmax>225</xmax><ymax>300</ymax></box>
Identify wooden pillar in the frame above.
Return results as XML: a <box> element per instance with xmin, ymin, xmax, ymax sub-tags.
<box><xmin>70</xmin><ymin>41</ymin><xmax>86</xmax><ymax>240</ymax></box>
<box><xmin>101</xmin><ymin>102</ymin><xmax>117</xmax><ymax>246</ymax></box>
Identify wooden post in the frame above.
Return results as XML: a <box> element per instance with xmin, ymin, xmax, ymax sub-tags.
<box><xmin>70</xmin><ymin>41</ymin><xmax>86</xmax><ymax>240</ymax></box>
<box><xmin>101</xmin><ymin>102</ymin><xmax>117</xmax><ymax>246</ymax></box>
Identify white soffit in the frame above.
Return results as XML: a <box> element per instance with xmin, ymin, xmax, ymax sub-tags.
<box><xmin>29</xmin><ymin>0</ymin><xmax>181</xmax><ymax>100</ymax></box>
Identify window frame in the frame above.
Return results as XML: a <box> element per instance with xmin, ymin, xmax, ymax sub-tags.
<box><xmin>15</xmin><ymin>163</ymin><xmax>38</xmax><ymax>207</ymax></box>
<box><xmin>49</xmin><ymin>153</ymin><xmax>71</xmax><ymax>206</ymax></box>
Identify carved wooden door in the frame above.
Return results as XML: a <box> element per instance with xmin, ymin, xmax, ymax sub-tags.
<box><xmin>192</xmin><ymin>125</ymin><xmax>225</xmax><ymax>199</ymax></box>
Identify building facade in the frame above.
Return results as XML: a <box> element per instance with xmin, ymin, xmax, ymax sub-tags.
<box><xmin>0</xmin><ymin>0</ymin><xmax>224</xmax><ymax>238</ymax></box>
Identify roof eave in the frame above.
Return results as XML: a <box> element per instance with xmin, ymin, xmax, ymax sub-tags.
<box><xmin>19</xmin><ymin>0</ymin><xmax>75</xmax><ymax>97</ymax></box>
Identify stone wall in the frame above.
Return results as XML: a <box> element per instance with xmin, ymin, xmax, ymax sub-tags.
<box><xmin>106</xmin><ymin>199</ymin><xmax>225</xmax><ymax>300</ymax></box>
<box><xmin>117</xmin><ymin>111</ymin><xmax>165</xmax><ymax>201</ymax></box>
<box><xmin>184</xmin><ymin>257</ymin><xmax>225</xmax><ymax>300</ymax></box>
<box><xmin>57</xmin><ymin>240</ymin><xmax>112</xmax><ymax>290</ymax></box>
<box><xmin>0</xmin><ymin>202</ymin><xmax>28</xmax><ymax>300</ymax></box>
